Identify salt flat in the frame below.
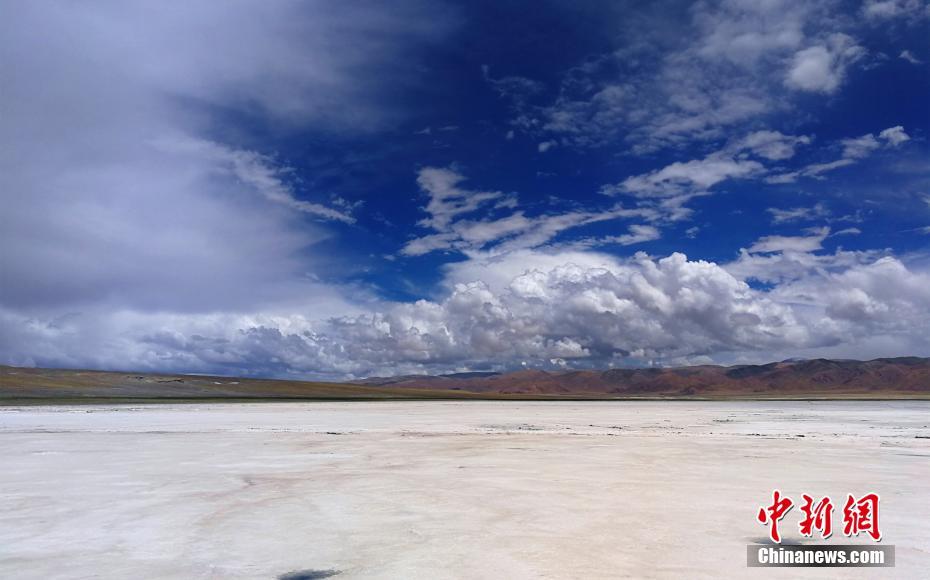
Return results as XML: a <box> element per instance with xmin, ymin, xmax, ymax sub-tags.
<box><xmin>1</xmin><ymin>401</ymin><xmax>928</xmax><ymax>579</ymax></box>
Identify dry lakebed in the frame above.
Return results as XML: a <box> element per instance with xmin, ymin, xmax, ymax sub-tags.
<box><xmin>1</xmin><ymin>401</ymin><xmax>928</xmax><ymax>579</ymax></box>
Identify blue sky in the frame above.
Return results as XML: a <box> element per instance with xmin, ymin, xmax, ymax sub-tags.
<box><xmin>2</xmin><ymin>0</ymin><xmax>929</xmax><ymax>378</ymax></box>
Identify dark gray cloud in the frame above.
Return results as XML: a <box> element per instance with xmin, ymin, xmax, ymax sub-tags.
<box><xmin>0</xmin><ymin>1</ymin><xmax>451</xmax><ymax>314</ymax></box>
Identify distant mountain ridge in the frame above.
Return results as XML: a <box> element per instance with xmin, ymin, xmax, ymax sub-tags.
<box><xmin>1</xmin><ymin>357</ymin><xmax>928</xmax><ymax>401</ymax></box>
<box><xmin>351</xmin><ymin>357</ymin><xmax>930</xmax><ymax>397</ymax></box>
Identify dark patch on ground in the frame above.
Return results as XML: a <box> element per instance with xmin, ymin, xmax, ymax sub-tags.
<box><xmin>278</xmin><ymin>569</ymin><xmax>341</xmax><ymax>580</ymax></box>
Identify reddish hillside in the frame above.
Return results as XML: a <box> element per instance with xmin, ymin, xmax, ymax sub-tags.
<box><xmin>2</xmin><ymin>358</ymin><xmax>928</xmax><ymax>401</ymax></box>
<box><xmin>353</xmin><ymin>357</ymin><xmax>930</xmax><ymax>397</ymax></box>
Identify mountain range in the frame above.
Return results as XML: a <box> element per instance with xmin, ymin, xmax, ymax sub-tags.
<box><xmin>353</xmin><ymin>357</ymin><xmax>930</xmax><ymax>396</ymax></box>
<box><xmin>2</xmin><ymin>357</ymin><xmax>929</xmax><ymax>401</ymax></box>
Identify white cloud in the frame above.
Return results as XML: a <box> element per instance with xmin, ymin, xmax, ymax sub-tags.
<box><xmin>608</xmin><ymin>154</ymin><xmax>764</xmax><ymax>198</ymax></box>
<box><xmin>604</xmin><ymin>129</ymin><xmax>815</xmax><ymax>204</ymax></box>
<box><xmin>441</xmin><ymin>249</ymin><xmax>621</xmax><ymax>293</ymax></box>
<box><xmin>482</xmin><ymin>66</ymin><xmax>546</xmax><ymax>105</ymax></box>
<box><xmin>538</xmin><ymin>140</ymin><xmax>558</xmax><ymax>153</ymax></box>
<box><xmin>899</xmin><ymin>50</ymin><xmax>923</xmax><ymax>64</ymax></box>
<box><xmin>863</xmin><ymin>0</ymin><xmax>930</xmax><ymax>21</ymax></box>
<box><xmin>599</xmin><ymin>129</ymin><xmax>816</xmax><ymax>221</ymax></box>
<box><xmin>746</xmin><ymin>227</ymin><xmax>830</xmax><ymax>254</ymax></box>
<box><xmin>785</xmin><ymin>33</ymin><xmax>866</xmax><ymax>94</ymax></box>
<box><xmin>9</xmin><ymin>248</ymin><xmax>927</xmax><ymax>377</ymax></box>
<box><xmin>0</xmin><ymin>0</ymin><xmax>451</xmax><ymax>312</ymax></box>
<box><xmin>414</xmin><ymin>167</ymin><xmax>507</xmax><ymax>231</ymax></box>
<box><xmin>0</xmin><ymin>2</ymin><xmax>450</xmax><ymax>353</ymax></box>
<box><xmin>767</xmin><ymin>125</ymin><xmax>911</xmax><ymax>183</ymax></box>
<box><xmin>729</xmin><ymin>247</ymin><xmax>882</xmax><ymax>284</ymax></box>
<box><xmin>879</xmin><ymin>125</ymin><xmax>911</xmax><ymax>146</ymax></box>
<box><xmin>403</xmin><ymin>167</ymin><xmax>656</xmax><ymax>257</ymax></box>
<box><xmin>563</xmin><ymin>225</ymin><xmax>662</xmax><ymax>250</ymax></box>
<box><xmin>833</xmin><ymin>227</ymin><xmax>862</xmax><ymax>236</ymax></box>
<box><xmin>767</xmin><ymin>203</ymin><xmax>831</xmax><ymax>223</ymax></box>
<box><xmin>736</xmin><ymin>130</ymin><xmax>811</xmax><ymax>160</ymax></box>
<box><xmin>4</xmin><ymin>3</ymin><xmax>929</xmax><ymax>379</ymax></box>
<box><xmin>609</xmin><ymin>224</ymin><xmax>662</xmax><ymax>246</ymax></box>
<box><xmin>490</xmin><ymin>1</ymin><xmax>865</xmax><ymax>153</ymax></box>
<box><xmin>841</xmin><ymin>134</ymin><xmax>882</xmax><ymax>159</ymax></box>
<box><xmin>693</xmin><ymin>0</ymin><xmax>806</xmax><ymax>65</ymax></box>
<box><xmin>158</xmin><ymin>136</ymin><xmax>354</xmax><ymax>223</ymax></box>
<box><xmin>772</xmin><ymin>257</ymin><xmax>930</xmax><ymax>332</ymax></box>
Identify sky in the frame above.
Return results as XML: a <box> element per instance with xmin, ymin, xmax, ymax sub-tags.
<box><xmin>1</xmin><ymin>0</ymin><xmax>929</xmax><ymax>379</ymax></box>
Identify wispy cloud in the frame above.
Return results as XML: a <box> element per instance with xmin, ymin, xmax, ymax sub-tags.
<box><xmin>767</xmin><ymin>203</ymin><xmax>831</xmax><ymax>224</ymax></box>
<box><xmin>403</xmin><ymin>167</ymin><xmax>656</xmax><ymax>256</ymax></box>
<box><xmin>747</xmin><ymin>227</ymin><xmax>831</xmax><ymax>254</ymax></box>
<box><xmin>488</xmin><ymin>1</ymin><xmax>866</xmax><ymax>153</ymax></box>
<box><xmin>0</xmin><ymin>1</ymin><xmax>448</xmax><ymax>315</ymax></box>
<box><xmin>899</xmin><ymin>49</ymin><xmax>923</xmax><ymax>64</ymax></box>
<box><xmin>766</xmin><ymin>126</ymin><xmax>911</xmax><ymax>183</ymax></box>
<box><xmin>606</xmin><ymin>154</ymin><xmax>764</xmax><ymax>198</ymax></box>
<box><xmin>863</xmin><ymin>0</ymin><xmax>930</xmax><ymax>22</ymax></box>
<box><xmin>159</xmin><ymin>137</ymin><xmax>354</xmax><ymax>223</ymax></box>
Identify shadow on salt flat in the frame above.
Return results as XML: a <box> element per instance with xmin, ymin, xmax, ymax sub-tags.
<box><xmin>278</xmin><ymin>569</ymin><xmax>341</xmax><ymax>580</ymax></box>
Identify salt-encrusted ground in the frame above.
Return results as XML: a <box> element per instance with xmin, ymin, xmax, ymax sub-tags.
<box><xmin>1</xmin><ymin>401</ymin><xmax>927</xmax><ymax>579</ymax></box>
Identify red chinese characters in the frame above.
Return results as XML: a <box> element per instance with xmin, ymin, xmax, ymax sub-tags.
<box><xmin>798</xmin><ymin>494</ymin><xmax>834</xmax><ymax>539</ymax></box>
<box><xmin>843</xmin><ymin>493</ymin><xmax>881</xmax><ymax>541</ymax></box>
<box><xmin>758</xmin><ymin>491</ymin><xmax>881</xmax><ymax>543</ymax></box>
<box><xmin>757</xmin><ymin>490</ymin><xmax>794</xmax><ymax>543</ymax></box>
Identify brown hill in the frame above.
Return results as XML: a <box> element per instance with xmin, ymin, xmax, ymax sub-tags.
<box><xmin>352</xmin><ymin>357</ymin><xmax>930</xmax><ymax>398</ymax></box>
<box><xmin>2</xmin><ymin>357</ymin><xmax>928</xmax><ymax>402</ymax></box>
<box><xmin>0</xmin><ymin>366</ymin><xmax>497</xmax><ymax>402</ymax></box>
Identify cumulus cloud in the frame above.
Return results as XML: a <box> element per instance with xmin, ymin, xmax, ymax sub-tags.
<box><xmin>0</xmin><ymin>252</ymin><xmax>816</xmax><ymax>375</ymax></box>
<box><xmin>326</xmin><ymin>252</ymin><xmax>818</xmax><ymax>368</ymax></box>
<box><xmin>771</xmin><ymin>257</ymin><xmax>930</xmax><ymax>334</ymax></box>
<box><xmin>7</xmin><ymin>248</ymin><xmax>927</xmax><ymax>377</ymax></box>
<box><xmin>725</xmin><ymin>227</ymin><xmax>887</xmax><ymax>286</ymax></box>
